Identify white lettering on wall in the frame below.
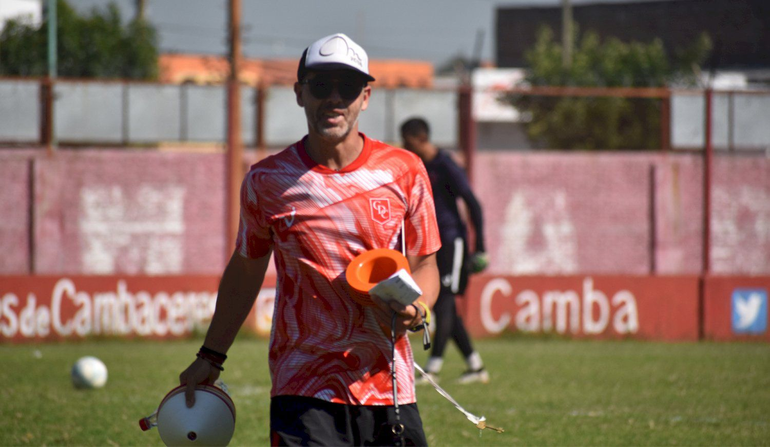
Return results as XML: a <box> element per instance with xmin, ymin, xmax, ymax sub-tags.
<box><xmin>0</xmin><ymin>279</ymin><xmax>218</xmax><ymax>339</ymax></box>
<box><xmin>51</xmin><ymin>279</ymin><xmax>75</xmax><ymax>336</ymax></box>
<box><xmin>543</xmin><ymin>290</ymin><xmax>580</xmax><ymax>333</ymax></box>
<box><xmin>480</xmin><ymin>279</ymin><xmax>512</xmax><ymax>334</ymax></box>
<box><xmin>19</xmin><ymin>296</ymin><xmax>51</xmax><ymax>337</ymax></box>
<box><xmin>79</xmin><ymin>185</ymin><xmax>186</xmax><ymax>274</ymax></box>
<box><xmin>1</xmin><ymin>293</ymin><xmax>19</xmax><ymax>337</ymax></box>
<box><xmin>500</xmin><ymin>190</ymin><xmax>577</xmax><ymax>274</ymax></box>
<box><xmin>612</xmin><ymin>290</ymin><xmax>639</xmax><ymax>334</ymax></box>
<box><xmin>480</xmin><ymin>277</ymin><xmax>639</xmax><ymax>336</ymax></box>
<box><xmin>583</xmin><ymin>278</ymin><xmax>610</xmax><ymax>334</ymax></box>
<box><xmin>515</xmin><ymin>290</ymin><xmax>540</xmax><ymax>332</ymax></box>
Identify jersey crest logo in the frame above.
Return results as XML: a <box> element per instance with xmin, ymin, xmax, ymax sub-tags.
<box><xmin>370</xmin><ymin>198</ymin><xmax>391</xmax><ymax>225</ymax></box>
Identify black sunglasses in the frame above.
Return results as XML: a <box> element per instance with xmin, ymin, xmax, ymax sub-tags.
<box><xmin>302</xmin><ymin>75</ymin><xmax>366</xmax><ymax>101</ymax></box>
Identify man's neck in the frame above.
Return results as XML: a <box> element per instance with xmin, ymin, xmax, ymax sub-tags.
<box><xmin>304</xmin><ymin>131</ymin><xmax>364</xmax><ymax>171</ymax></box>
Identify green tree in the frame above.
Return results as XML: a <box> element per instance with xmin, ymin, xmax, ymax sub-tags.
<box><xmin>508</xmin><ymin>26</ymin><xmax>711</xmax><ymax>150</ymax></box>
<box><xmin>0</xmin><ymin>0</ymin><xmax>158</xmax><ymax>80</ymax></box>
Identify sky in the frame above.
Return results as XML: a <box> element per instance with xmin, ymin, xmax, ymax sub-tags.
<box><xmin>56</xmin><ymin>0</ymin><xmax>678</xmax><ymax>68</ymax></box>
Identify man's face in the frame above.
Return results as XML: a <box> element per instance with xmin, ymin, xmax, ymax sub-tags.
<box><xmin>402</xmin><ymin>133</ymin><xmax>420</xmax><ymax>153</ymax></box>
<box><xmin>295</xmin><ymin>70</ymin><xmax>371</xmax><ymax>143</ymax></box>
<box><xmin>401</xmin><ymin>133</ymin><xmax>430</xmax><ymax>159</ymax></box>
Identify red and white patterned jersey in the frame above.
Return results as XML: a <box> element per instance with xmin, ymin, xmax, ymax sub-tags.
<box><xmin>236</xmin><ymin>133</ymin><xmax>441</xmax><ymax>406</ymax></box>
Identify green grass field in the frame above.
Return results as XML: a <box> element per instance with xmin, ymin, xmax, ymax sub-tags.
<box><xmin>2</xmin><ymin>335</ymin><xmax>769</xmax><ymax>446</ymax></box>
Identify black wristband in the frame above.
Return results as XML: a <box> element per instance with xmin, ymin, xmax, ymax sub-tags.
<box><xmin>200</xmin><ymin>345</ymin><xmax>227</xmax><ymax>362</ymax></box>
<box><xmin>407</xmin><ymin>303</ymin><xmax>431</xmax><ymax>350</ymax></box>
<box><xmin>409</xmin><ymin>304</ymin><xmax>424</xmax><ymax>328</ymax></box>
<box><xmin>196</xmin><ymin>353</ymin><xmax>224</xmax><ymax>371</ymax></box>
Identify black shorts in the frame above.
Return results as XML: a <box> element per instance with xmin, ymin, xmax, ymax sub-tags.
<box><xmin>436</xmin><ymin>236</ymin><xmax>470</xmax><ymax>296</ymax></box>
<box><xmin>270</xmin><ymin>395</ymin><xmax>427</xmax><ymax>446</ymax></box>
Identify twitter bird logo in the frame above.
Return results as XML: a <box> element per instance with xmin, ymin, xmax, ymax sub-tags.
<box><xmin>732</xmin><ymin>289</ymin><xmax>767</xmax><ymax>334</ymax></box>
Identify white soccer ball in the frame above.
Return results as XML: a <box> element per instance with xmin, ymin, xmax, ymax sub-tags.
<box><xmin>71</xmin><ymin>356</ymin><xmax>108</xmax><ymax>389</ymax></box>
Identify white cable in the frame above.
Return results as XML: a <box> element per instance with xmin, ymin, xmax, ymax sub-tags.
<box><xmin>414</xmin><ymin>363</ymin><xmax>486</xmax><ymax>426</ymax></box>
<box><xmin>405</xmin><ymin>220</ymin><xmax>503</xmax><ymax>433</ymax></box>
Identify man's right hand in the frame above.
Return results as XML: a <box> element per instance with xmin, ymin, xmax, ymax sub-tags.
<box><xmin>179</xmin><ymin>357</ymin><xmax>220</xmax><ymax>408</ymax></box>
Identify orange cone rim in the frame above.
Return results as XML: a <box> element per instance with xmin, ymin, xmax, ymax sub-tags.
<box><xmin>346</xmin><ymin>248</ymin><xmax>410</xmax><ymax>293</ymax></box>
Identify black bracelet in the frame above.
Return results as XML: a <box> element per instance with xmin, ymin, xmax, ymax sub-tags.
<box><xmin>196</xmin><ymin>353</ymin><xmax>224</xmax><ymax>371</ymax></box>
<box><xmin>407</xmin><ymin>303</ymin><xmax>431</xmax><ymax>350</ymax></box>
<box><xmin>200</xmin><ymin>345</ymin><xmax>228</xmax><ymax>362</ymax></box>
<box><xmin>409</xmin><ymin>304</ymin><xmax>424</xmax><ymax>328</ymax></box>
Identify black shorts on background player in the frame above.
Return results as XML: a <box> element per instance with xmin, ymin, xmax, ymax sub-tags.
<box><xmin>431</xmin><ymin>236</ymin><xmax>476</xmax><ymax>370</ymax></box>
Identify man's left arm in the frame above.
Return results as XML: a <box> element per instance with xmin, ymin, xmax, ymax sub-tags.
<box><xmin>447</xmin><ymin>159</ymin><xmax>486</xmax><ymax>254</ymax></box>
<box><xmin>407</xmin><ymin>252</ymin><xmax>440</xmax><ymax>310</ymax></box>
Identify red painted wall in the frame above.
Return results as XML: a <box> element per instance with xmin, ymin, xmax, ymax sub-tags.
<box><xmin>1</xmin><ymin>150</ymin><xmax>228</xmax><ymax>276</ymax></box>
<box><xmin>0</xmin><ymin>158</ymin><xmax>31</xmax><ymax>274</ymax></box>
<box><xmin>3</xmin><ymin>274</ymin><xmax>769</xmax><ymax>343</ymax></box>
<box><xmin>461</xmin><ymin>275</ymin><xmax>701</xmax><ymax>341</ymax></box>
<box><xmin>0</xmin><ymin>275</ymin><xmax>276</xmax><ymax>343</ymax></box>
<box><xmin>1</xmin><ymin>149</ymin><xmax>768</xmax><ymax>277</ymax></box>
<box><xmin>710</xmin><ymin>158</ymin><xmax>770</xmax><ymax>274</ymax></box>
<box><xmin>473</xmin><ymin>152</ymin><xmax>770</xmax><ymax>276</ymax></box>
<box><xmin>703</xmin><ymin>276</ymin><xmax>770</xmax><ymax>342</ymax></box>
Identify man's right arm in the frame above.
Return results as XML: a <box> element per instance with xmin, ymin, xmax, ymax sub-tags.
<box><xmin>179</xmin><ymin>248</ymin><xmax>272</xmax><ymax>406</ymax></box>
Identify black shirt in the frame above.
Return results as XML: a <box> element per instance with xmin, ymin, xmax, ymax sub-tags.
<box><xmin>423</xmin><ymin>149</ymin><xmax>485</xmax><ymax>253</ymax></box>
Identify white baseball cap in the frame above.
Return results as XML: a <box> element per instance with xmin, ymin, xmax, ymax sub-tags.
<box><xmin>297</xmin><ymin>33</ymin><xmax>375</xmax><ymax>82</ymax></box>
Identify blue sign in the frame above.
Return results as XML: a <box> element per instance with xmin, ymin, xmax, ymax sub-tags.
<box><xmin>732</xmin><ymin>289</ymin><xmax>767</xmax><ymax>334</ymax></box>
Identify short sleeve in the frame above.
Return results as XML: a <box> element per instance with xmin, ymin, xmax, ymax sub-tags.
<box><xmin>404</xmin><ymin>159</ymin><xmax>441</xmax><ymax>256</ymax></box>
<box><xmin>235</xmin><ymin>172</ymin><xmax>273</xmax><ymax>258</ymax></box>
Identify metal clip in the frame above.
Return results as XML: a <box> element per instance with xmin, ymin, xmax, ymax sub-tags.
<box><xmin>476</xmin><ymin>420</ymin><xmax>505</xmax><ymax>433</ymax></box>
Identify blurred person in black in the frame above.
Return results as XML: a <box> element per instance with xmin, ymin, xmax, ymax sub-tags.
<box><xmin>400</xmin><ymin>117</ymin><xmax>489</xmax><ymax>385</ymax></box>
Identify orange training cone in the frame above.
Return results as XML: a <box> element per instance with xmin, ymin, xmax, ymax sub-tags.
<box><xmin>346</xmin><ymin>248</ymin><xmax>410</xmax><ymax>305</ymax></box>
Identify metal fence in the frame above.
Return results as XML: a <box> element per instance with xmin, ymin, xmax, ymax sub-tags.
<box><xmin>0</xmin><ymin>78</ymin><xmax>459</xmax><ymax>149</ymax></box>
<box><xmin>671</xmin><ymin>90</ymin><xmax>770</xmax><ymax>151</ymax></box>
<box><xmin>471</xmin><ymin>86</ymin><xmax>770</xmax><ymax>152</ymax></box>
<box><xmin>0</xmin><ymin>80</ymin><xmax>40</xmax><ymax>142</ymax></box>
<box><xmin>2</xmin><ymin>78</ymin><xmax>769</xmax><ymax>153</ymax></box>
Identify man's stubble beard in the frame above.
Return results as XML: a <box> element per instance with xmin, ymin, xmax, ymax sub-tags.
<box><xmin>306</xmin><ymin>104</ymin><xmax>362</xmax><ymax>143</ymax></box>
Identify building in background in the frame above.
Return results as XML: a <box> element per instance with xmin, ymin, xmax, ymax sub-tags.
<box><xmin>496</xmin><ymin>0</ymin><xmax>770</xmax><ymax>88</ymax></box>
<box><xmin>0</xmin><ymin>0</ymin><xmax>41</xmax><ymax>33</ymax></box>
<box><xmin>160</xmin><ymin>54</ymin><xmax>435</xmax><ymax>89</ymax></box>
<box><xmin>472</xmin><ymin>68</ymin><xmax>534</xmax><ymax>150</ymax></box>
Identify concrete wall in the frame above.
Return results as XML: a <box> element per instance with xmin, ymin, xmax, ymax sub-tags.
<box><xmin>472</xmin><ymin>152</ymin><xmax>770</xmax><ymax>275</ymax></box>
<box><xmin>1</xmin><ymin>149</ymin><xmax>227</xmax><ymax>276</ymax></box>
<box><xmin>1</xmin><ymin>148</ymin><xmax>768</xmax><ymax>276</ymax></box>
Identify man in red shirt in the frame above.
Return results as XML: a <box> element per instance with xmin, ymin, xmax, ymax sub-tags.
<box><xmin>179</xmin><ymin>33</ymin><xmax>441</xmax><ymax>446</ymax></box>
